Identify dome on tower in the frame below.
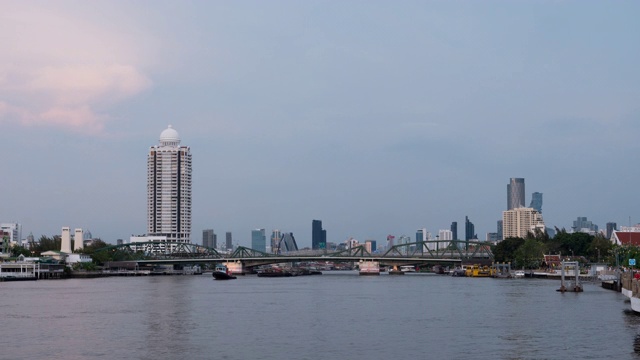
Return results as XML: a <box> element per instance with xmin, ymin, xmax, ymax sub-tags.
<box><xmin>159</xmin><ymin>125</ymin><xmax>180</xmax><ymax>146</ymax></box>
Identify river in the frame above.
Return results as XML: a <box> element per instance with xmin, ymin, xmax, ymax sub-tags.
<box><xmin>1</xmin><ymin>272</ymin><xmax>638</xmax><ymax>359</ymax></box>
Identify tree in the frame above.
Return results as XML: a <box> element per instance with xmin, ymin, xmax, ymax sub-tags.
<box><xmin>587</xmin><ymin>234</ymin><xmax>612</xmax><ymax>263</ymax></box>
<box><xmin>493</xmin><ymin>237</ymin><xmax>525</xmax><ymax>264</ymax></box>
<box><xmin>515</xmin><ymin>238</ymin><xmax>544</xmax><ymax>269</ymax></box>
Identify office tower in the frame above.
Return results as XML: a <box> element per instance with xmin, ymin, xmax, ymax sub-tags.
<box><xmin>450</xmin><ymin>222</ymin><xmax>458</xmax><ymax>241</ymax></box>
<box><xmin>465</xmin><ymin>216</ymin><xmax>476</xmax><ymax>241</ymax></box>
<box><xmin>271</xmin><ymin>230</ymin><xmax>282</xmax><ymax>254</ymax></box>
<box><xmin>502</xmin><ymin>208</ymin><xmax>545</xmax><ymax>239</ymax></box>
<box><xmin>147</xmin><ymin>125</ymin><xmax>192</xmax><ymax>243</ymax></box>
<box><xmin>225</xmin><ymin>232</ymin><xmax>232</xmax><ymax>250</ymax></box>
<box><xmin>74</xmin><ymin>228</ymin><xmax>83</xmax><ymax>251</ymax></box>
<box><xmin>251</xmin><ymin>229</ymin><xmax>266</xmax><ymax>252</ymax></box>
<box><xmin>202</xmin><ymin>229</ymin><xmax>214</xmax><ymax>249</ymax></box>
<box><xmin>606</xmin><ymin>222</ymin><xmax>617</xmax><ymax>240</ymax></box>
<box><xmin>507</xmin><ymin>178</ymin><xmax>525</xmax><ymax>210</ymax></box>
<box><xmin>416</xmin><ymin>228</ymin><xmax>427</xmax><ymax>243</ymax></box>
<box><xmin>280</xmin><ymin>232</ymin><xmax>299</xmax><ymax>252</ymax></box>
<box><xmin>497</xmin><ymin>220</ymin><xmax>503</xmax><ymax>241</ymax></box>
<box><xmin>312</xmin><ymin>220</ymin><xmax>326</xmax><ymax>250</ymax></box>
<box><xmin>530</xmin><ymin>192</ymin><xmax>543</xmax><ymax>213</ymax></box>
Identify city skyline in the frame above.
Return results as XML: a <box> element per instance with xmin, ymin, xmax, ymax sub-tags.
<box><xmin>1</xmin><ymin>2</ymin><xmax>639</xmax><ymax>247</ymax></box>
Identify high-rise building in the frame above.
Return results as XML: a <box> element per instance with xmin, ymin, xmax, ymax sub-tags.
<box><xmin>465</xmin><ymin>216</ymin><xmax>476</xmax><ymax>241</ymax></box>
<box><xmin>271</xmin><ymin>230</ymin><xmax>282</xmax><ymax>254</ymax></box>
<box><xmin>0</xmin><ymin>223</ymin><xmax>22</xmax><ymax>244</ymax></box>
<box><xmin>202</xmin><ymin>229</ymin><xmax>215</xmax><ymax>249</ymax></box>
<box><xmin>225</xmin><ymin>232</ymin><xmax>232</xmax><ymax>250</ymax></box>
<box><xmin>497</xmin><ymin>220</ymin><xmax>503</xmax><ymax>241</ymax></box>
<box><xmin>502</xmin><ymin>207</ymin><xmax>545</xmax><ymax>239</ymax></box>
<box><xmin>507</xmin><ymin>178</ymin><xmax>525</xmax><ymax>210</ymax></box>
<box><xmin>312</xmin><ymin>220</ymin><xmax>326</xmax><ymax>250</ymax></box>
<box><xmin>147</xmin><ymin>125</ymin><xmax>192</xmax><ymax>244</ymax></box>
<box><xmin>251</xmin><ymin>229</ymin><xmax>266</xmax><ymax>252</ymax></box>
<box><xmin>606</xmin><ymin>222</ymin><xmax>617</xmax><ymax>240</ymax></box>
<box><xmin>438</xmin><ymin>229</ymin><xmax>453</xmax><ymax>250</ymax></box>
<box><xmin>280</xmin><ymin>232</ymin><xmax>299</xmax><ymax>252</ymax></box>
<box><xmin>530</xmin><ymin>192</ymin><xmax>543</xmax><ymax>213</ymax></box>
<box><xmin>450</xmin><ymin>222</ymin><xmax>458</xmax><ymax>241</ymax></box>
<box><xmin>364</xmin><ymin>240</ymin><xmax>377</xmax><ymax>253</ymax></box>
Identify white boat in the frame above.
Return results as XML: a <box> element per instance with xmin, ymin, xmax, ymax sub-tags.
<box><xmin>514</xmin><ymin>270</ymin><xmax>525</xmax><ymax>278</ymax></box>
<box><xmin>400</xmin><ymin>265</ymin><xmax>416</xmax><ymax>272</ymax></box>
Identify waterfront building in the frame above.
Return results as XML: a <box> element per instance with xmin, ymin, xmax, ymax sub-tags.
<box><xmin>502</xmin><ymin>207</ymin><xmax>545</xmax><ymax>239</ymax></box>
<box><xmin>606</xmin><ymin>222</ymin><xmax>617</xmax><ymax>239</ymax></box>
<box><xmin>312</xmin><ymin>220</ymin><xmax>326</xmax><ymax>250</ymax></box>
<box><xmin>225</xmin><ymin>232</ymin><xmax>232</xmax><ymax>251</ymax></box>
<box><xmin>147</xmin><ymin>125</ymin><xmax>192</xmax><ymax>245</ymax></box>
<box><xmin>450</xmin><ymin>222</ymin><xmax>457</xmax><ymax>240</ymax></box>
<box><xmin>251</xmin><ymin>229</ymin><xmax>266</xmax><ymax>252</ymax></box>
<box><xmin>0</xmin><ymin>230</ymin><xmax>9</xmax><ymax>253</ymax></box>
<box><xmin>530</xmin><ymin>192</ymin><xmax>543</xmax><ymax>213</ymax></box>
<box><xmin>0</xmin><ymin>223</ymin><xmax>22</xmax><ymax>244</ymax></box>
<box><xmin>507</xmin><ymin>178</ymin><xmax>525</xmax><ymax>210</ymax></box>
<box><xmin>202</xmin><ymin>229</ymin><xmax>215</xmax><ymax>249</ymax></box>
<box><xmin>572</xmin><ymin>216</ymin><xmax>598</xmax><ymax>234</ymax></box>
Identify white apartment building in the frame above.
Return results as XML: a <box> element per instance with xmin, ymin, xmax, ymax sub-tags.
<box><xmin>1</xmin><ymin>223</ymin><xmax>22</xmax><ymax>244</ymax></box>
<box><xmin>502</xmin><ymin>207</ymin><xmax>545</xmax><ymax>240</ymax></box>
<box><xmin>147</xmin><ymin>125</ymin><xmax>192</xmax><ymax>244</ymax></box>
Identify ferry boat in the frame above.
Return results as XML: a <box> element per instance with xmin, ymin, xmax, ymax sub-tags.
<box><xmin>212</xmin><ymin>264</ymin><xmax>236</xmax><ymax>280</ymax></box>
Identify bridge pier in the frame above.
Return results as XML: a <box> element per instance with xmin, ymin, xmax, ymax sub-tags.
<box><xmin>388</xmin><ymin>265</ymin><xmax>404</xmax><ymax>275</ymax></box>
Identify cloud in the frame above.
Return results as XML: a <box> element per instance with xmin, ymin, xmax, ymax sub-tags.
<box><xmin>0</xmin><ymin>4</ymin><xmax>152</xmax><ymax>135</ymax></box>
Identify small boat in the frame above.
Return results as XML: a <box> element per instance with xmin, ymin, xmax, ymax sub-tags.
<box><xmin>514</xmin><ymin>270</ymin><xmax>525</xmax><ymax>278</ymax></box>
<box><xmin>212</xmin><ymin>264</ymin><xmax>236</xmax><ymax>280</ymax></box>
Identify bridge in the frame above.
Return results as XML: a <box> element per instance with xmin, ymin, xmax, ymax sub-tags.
<box><xmin>96</xmin><ymin>239</ymin><xmax>493</xmax><ymax>273</ymax></box>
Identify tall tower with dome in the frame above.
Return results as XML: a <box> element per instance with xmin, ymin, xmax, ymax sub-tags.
<box><xmin>147</xmin><ymin>125</ymin><xmax>192</xmax><ymax>244</ymax></box>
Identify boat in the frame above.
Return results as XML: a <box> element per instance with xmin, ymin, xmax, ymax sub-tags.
<box><xmin>514</xmin><ymin>270</ymin><xmax>525</xmax><ymax>278</ymax></box>
<box><xmin>212</xmin><ymin>264</ymin><xmax>236</xmax><ymax>280</ymax></box>
<box><xmin>257</xmin><ymin>268</ymin><xmax>293</xmax><ymax>277</ymax></box>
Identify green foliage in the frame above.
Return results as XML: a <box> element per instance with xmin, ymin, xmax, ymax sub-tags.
<box><xmin>10</xmin><ymin>245</ymin><xmax>32</xmax><ymax>257</ymax></box>
<box><xmin>72</xmin><ymin>262</ymin><xmax>98</xmax><ymax>271</ymax></box>
<box><xmin>29</xmin><ymin>235</ymin><xmax>62</xmax><ymax>256</ymax></box>
<box><xmin>493</xmin><ymin>237</ymin><xmax>524</xmax><ymax>263</ymax></box>
<box><xmin>514</xmin><ymin>238</ymin><xmax>544</xmax><ymax>269</ymax></box>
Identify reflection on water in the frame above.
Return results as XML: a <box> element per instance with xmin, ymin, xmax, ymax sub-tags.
<box><xmin>1</xmin><ymin>273</ymin><xmax>639</xmax><ymax>359</ymax></box>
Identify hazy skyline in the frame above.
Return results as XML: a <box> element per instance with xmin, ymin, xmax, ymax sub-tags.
<box><xmin>1</xmin><ymin>1</ymin><xmax>639</xmax><ymax>247</ymax></box>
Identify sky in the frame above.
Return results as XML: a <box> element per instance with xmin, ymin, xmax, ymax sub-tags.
<box><xmin>1</xmin><ymin>1</ymin><xmax>639</xmax><ymax>247</ymax></box>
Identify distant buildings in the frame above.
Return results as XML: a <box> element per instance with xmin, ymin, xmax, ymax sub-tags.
<box><xmin>270</xmin><ymin>230</ymin><xmax>281</xmax><ymax>254</ymax></box>
<box><xmin>251</xmin><ymin>229</ymin><xmax>266</xmax><ymax>252</ymax></box>
<box><xmin>530</xmin><ymin>192</ymin><xmax>543</xmax><ymax>213</ymax></box>
<box><xmin>0</xmin><ymin>223</ymin><xmax>21</xmax><ymax>245</ymax></box>
<box><xmin>573</xmin><ymin>216</ymin><xmax>598</xmax><ymax>234</ymax></box>
<box><xmin>465</xmin><ymin>216</ymin><xmax>476</xmax><ymax>241</ymax></box>
<box><xmin>507</xmin><ymin>178</ymin><xmax>525</xmax><ymax>210</ymax></box>
<box><xmin>502</xmin><ymin>207</ymin><xmax>545</xmax><ymax>239</ymax></box>
<box><xmin>450</xmin><ymin>222</ymin><xmax>458</xmax><ymax>241</ymax></box>
<box><xmin>202</xmin><ymin>229</ymin><xmax>215</xmax><ymax>249</ymax></box>
<box><xmin>147</xmin><ymin>125</ymin><xmax>192</xmax><ymax>244</ymax></box>
<box><xmin>279</xmin><ymin>232</ymin><xmax>298</xmax><ymax>253</ymax></box>
<box><xmin>497</xmin><ymin>220</ymin><xmax>503</xmax><ymax>241</ymax></box>
<box><xmin>606</xmin><ymin>222</ymin><xmax>617</xmax><ymax>239</ymax></box>
<box><xmin>364</xmin><ymin>240</ymin><xmax>376</xmax><ymax>253</ymax></box>
<box><xmin>312</xmin><ymin>220</ymin><xmax>326</xmax><ymax>250</ymax></box>
<box><xmin>225</xmin><ymin>232</ymin><xmax>233</xmax><ymax>250</ymax></box>
<box><xmin>438</xmin><ymin>229</ymin><xmax>452</xmax><ymax>249</ymax></box>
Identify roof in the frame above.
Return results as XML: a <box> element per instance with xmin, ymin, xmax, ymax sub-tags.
<box><xmin>612</xmin><ymin>231</ymin><xmax>640</xmax><ymax>246</ymax></box>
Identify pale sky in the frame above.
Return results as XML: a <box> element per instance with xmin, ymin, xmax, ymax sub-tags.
<box><xmin>1</xmin><ymin>1</ymin><xmax>639</xmax><ymax>247</ymax></box>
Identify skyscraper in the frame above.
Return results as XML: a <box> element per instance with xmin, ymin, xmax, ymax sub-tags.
<box><xmin>202</xmin><ymin>229</ymin><xmax>214</xmax><ymax>249</ymax></box>
<box><xmin>251</xmin><ymin>229</ymin><xmax>266</xmax><ymax>252</ymax></box>
<box><xmin>225</xmin><ymin>232</ymin><xmax>233</xmax><ymax>250</ymax></box>
<box><xmin>502</xmin><ymin>208</ymin><xmax>545</xmax><ymax>239</ymax></box>
<box><xmin>530</xmin><ymin>192</ymin><xmax>543</xmax><ymax>213</ymax></box>
<box><xmin>270</xmin><ymin>230</ymin><xmax>282</xmax><ymax>254</ymax></box>
<box><xmin>280</xmin><ymin>232</ymin><xmax>299</xmax><ymax>252</ymax></box>
<box><xmin>465</xmin><ymin>216</ymin><xmax>476</xmax><ymax>241</ymax></box>
<box><xmin>147</xmin><ymin>125</ymin><xmax>192</xmax><ymax>243</ymax></box>
<box><xmin>450</xmin><ymin>221</ymin><xmax>458</xmax><ymax>241</ymax></box>
<box><xmin>507</xmin><ymin>178</ymin><xmax>525</xmax><ymax>210</ymax></box>
<box><xmin>312</xmin><ymin>220</ymin><xmax>326</xmax><ymax>250</ymax></box>
<box><xmin>606</xmin><ymin>222</ymin><xmax>617</xmax><ymax>239</ymax></box>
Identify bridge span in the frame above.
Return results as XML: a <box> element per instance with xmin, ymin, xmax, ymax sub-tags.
<box><xmin>96</xmin><ymin>239</ymin><xmax>493</xmax><ymax>272</ymax></box>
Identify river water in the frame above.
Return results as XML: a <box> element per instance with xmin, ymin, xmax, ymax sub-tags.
<box><xmin>1</xmin><ymin>272</ymin><xmax>639</xmax><ymax>359</ymax></box>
